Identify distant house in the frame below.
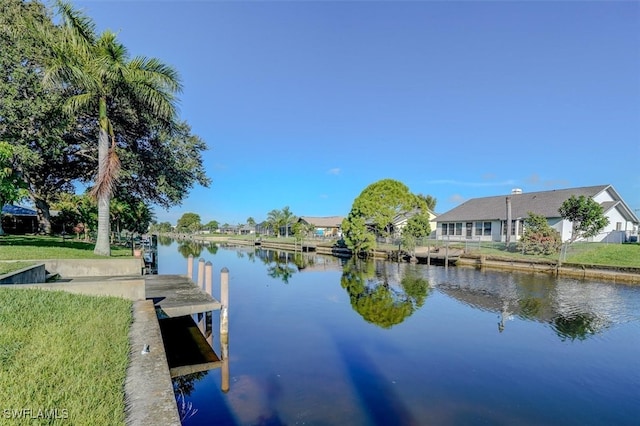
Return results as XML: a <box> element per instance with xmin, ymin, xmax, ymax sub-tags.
<box><xmin>390</xmin><ymin>209</ymin><xmax>438</xmax><ymax>238</ymax></box>
<box><xmin>434</xmin><ymin>185</ymin><xmax>639</xmax><ymax>243</ymax></box>
<box><xmin>1</xmin><ymin>205</ymin><xmax>38</xmax><ymax>234</ymax></box>
<box><xmin>219</xmin><ymin>224</ymin><xmax>255</xmax><ymax>235</ymax></box>
<box><xmin>298</xmin><ymin>216</ymin><xmax>344</xmax><ymax>238</ymax></box>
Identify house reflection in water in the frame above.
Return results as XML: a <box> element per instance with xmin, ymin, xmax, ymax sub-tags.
<box><xmin>436</xmin><ymin>269</ymin><xmax>620</xmax><ymax>340</ymax></box>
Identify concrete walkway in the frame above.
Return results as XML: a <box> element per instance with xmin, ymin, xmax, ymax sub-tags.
<box><xmin>125</xmin><ymin>300</ymin><xmax>181</xmax><ymax>426</ymax></box>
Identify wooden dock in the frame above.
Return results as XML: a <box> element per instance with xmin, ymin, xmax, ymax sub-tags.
<box><xmin>145</xmin><ymin>274</ymin><xmax>221</xmax><ymax>318</ymax></box>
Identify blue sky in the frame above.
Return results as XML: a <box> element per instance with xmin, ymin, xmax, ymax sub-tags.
<box><xmin>70</xmin><ymin>0</ymin><xmax>640</xmax><ymax>226</ymax></box>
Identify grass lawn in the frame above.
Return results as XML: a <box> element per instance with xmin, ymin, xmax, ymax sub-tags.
<box><xmin>0</xmin><ymin>289</ymin><xmax>132</xmax><ymax>425</ymax></box>
<box><xmin>0</xmin><ymin>235</ymin><xmax>132</xmax><ymax>260</ymax></box>
<box><xmin>0</xmin><ymin>261</ymin><xmax>35</xmax><ymax>275</ymax></box>
<box><xmin>563</xmin><ymin>243</ymin><xmax>640</xmax><ymax>268</ymax></box>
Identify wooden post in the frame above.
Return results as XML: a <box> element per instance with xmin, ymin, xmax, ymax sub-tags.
<box><xmin>444</xmin><ymin>237</ymin><xmax>449</xmax><ymax>267</ymax></box>
<box><xmin>220</xmin><ymin>333</ymin><xmax>229</xmax><ymax>393</ymax></box>
<box><xmin>205</xmin><ymin>261</ymin><xmax>213</xmax><ymax>295</ymax></box>
<box><xmin>506</xmin><ymin>196</ymin><xmax>512</xmax><ymax>249</ymax></box>
<box><xmin>220</xmin><ymin>267</ymin><xmax>229</xmax><ymax>335</ymax></box>
<box><xmin>197</xmin><ymin>258</ymin><xmax>205</xmax><ymax>288</ymax></box>
<box><xmin>187</xmin><ymin>254</ymin><xmax>194</xmax><ymax>279</ymax></box>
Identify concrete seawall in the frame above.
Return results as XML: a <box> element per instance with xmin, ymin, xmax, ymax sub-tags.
<box><xmin>44</xmin><ymin>258</ymin><xmax>144</xmax><ymax>277</ymax></box>
<box><xmin>0</xmin><ymin>263</ymin><xmax>46</xmax><ymax>284</ymax></box>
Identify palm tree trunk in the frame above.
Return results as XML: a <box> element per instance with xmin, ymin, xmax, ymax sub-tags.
<box><xmin>94</xmin><ymin>126</ymin><xmax>111</xmax><ymax>256</ymax></box>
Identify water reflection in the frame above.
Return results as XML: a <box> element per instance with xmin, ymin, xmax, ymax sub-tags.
<box><xmin>340</xmin><ymin>259</ymin><xmax>430</xmax><ymax>329</ymax></box>
<box><xmin>436</xmin><ymin>268</ymin><xmax>619</xmax><ymax>340</ymax></box>
<box><xmin>155</xmin><ymin>239</ymin><xmax>640</xmax><ymax>425</ymax></box>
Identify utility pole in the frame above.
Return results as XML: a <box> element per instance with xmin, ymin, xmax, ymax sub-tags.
<box><xmin>505</xmin><ymin>196</ymin><xmax>512</xmax><ymax>249</ymax></box>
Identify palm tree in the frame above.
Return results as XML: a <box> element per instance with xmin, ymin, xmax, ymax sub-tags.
<box><xmin>266</xmin><ymin>209</ymin><xmax>284</xmax><ymax>237</ymax></box>
<box><xmin>44</xmin><ymin>0</ymin><xmax>181</xmax><ymax>255</ymax></box>
<box><xmin>281</xmin><ymin>206</ymin><xmax>296</xmax><ymax>238</ymax></box>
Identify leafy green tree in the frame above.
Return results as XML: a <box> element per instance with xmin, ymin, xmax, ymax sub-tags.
<box><xmin>559</xmin><ymin>195</ymin><xmax>610</xmax><ymax>243</ymax></box>
<box><xmin>401</xmin><ymin>213</ymin><xmax>432</xmax><ymax>259</ymax></box>
<box><xmin>115</xmin><ymin>119</ymin><xmax>210</xmax><ymax>211</ymax></box>
<box><xmin>518</xmin><ymin>212</ymin><xmax>562</xmax><ymax>255</ymax></box>
<box><xmin>122</xmin><ymin>199</ymin><xmax>154</xmax><ymax>235</ymax></box>
<box><xmin>246</xmin><ymin>217</ymin><xmax>256</xmax><ymax>227</ymax></box>
<box><xmin>292</xmin><ymin>220</ymin><xmax>315</xmax><ymax>243</ymax></box>
<box><xmin>343</xmin><ymin>179</ymin><xmax>420</xmax><ymax>254</ymax></box>
<box><xmin>341</xmin><ymin>214</ymin><xmax>376</xmax><ymax>255</ymax></box>
<box><xmin>203</xmin><ymin>220</ymin><xmax>219</xmax><ymax>232</ymax></box>
<box><xmin>176</xmin><ymin>212</ymin><xmax>201</xmax><ymax>233</ymax></box>
<box><xmin>0</xmin><ymin>0</ymin><xmax>86</xmax><ymax>234</ymax></box>
<box><xmin>416</xmin><ymin>193</ymin><xmax>437</xmax><ymax>211</ymax></box>
<box><xmin>150</xmin><ymin>221</ymin><xmax>173</xmax><ymax>233</ymax></box>
<box><xmin>51</xmin><ymin>192</ymin><xmax>97</xmax><ymax>240</ymax></box>
<box><xmin>0</xmin><ymin>142</ymin><xmax>28</xmax><ymax>235</ymax></box>
<box><xmin>45</xmin><ymin>0</ymin><xmax>181</xmax><ymax>255</ymax></box>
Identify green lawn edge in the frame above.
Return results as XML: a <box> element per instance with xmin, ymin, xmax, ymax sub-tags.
<box><xmin>0</xmin><ymin>289</ymin><xmax>132</xmax><ymax>425</ymax></box>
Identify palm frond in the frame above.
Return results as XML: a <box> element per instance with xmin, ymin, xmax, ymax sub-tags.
<box><xmin>55</xmin><ymin>0</ymin><xmax>96</xmax><ymax>47</ymax></box>
<box><xmin>129</xmin><ymin>56</ymin><xmax>183</xmax><ymax>93</ymax></box>
<box><xmin>65</xmin><ymin>93</ymin><xmax>96</xmax><ymax>116</ymax></box>
<box><xmin>90</xmin><ymin>146</ymin><xmax>121</xmax><ymax>199</ymax></box>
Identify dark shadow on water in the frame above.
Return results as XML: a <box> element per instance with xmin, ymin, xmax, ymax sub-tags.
<box><xmin>333</xmin><ymin>333</ymin><xmax>419</xmax><ymax>426</ymax></box>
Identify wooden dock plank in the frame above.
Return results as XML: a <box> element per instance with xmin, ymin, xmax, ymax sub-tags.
<box><xmin>145</xmin><ymin>274</ymin><xmax>222</xmax><ymax>317</ymax></box>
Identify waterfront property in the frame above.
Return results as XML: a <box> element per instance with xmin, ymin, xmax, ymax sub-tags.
<box><xmin>435</xmin><ymin>184</ymin><xmax>639</xmax><ymax>243</ymax></box>
<box><xmin>158</xmin><ymin>240</ymin><xmax>640</xmax><ymax>425</ymax></box>
<box><xmin>297</xmin><ymin>216</ymin><xmax>344</xmax><ymax>237</ymax></box>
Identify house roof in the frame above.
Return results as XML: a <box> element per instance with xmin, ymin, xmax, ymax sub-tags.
<box><xmin>299</xmin><ymin>216</ymin><xmax>344</xmax><ymax>227</ymax></box>
<box><xmin>435</xmin><ymin>185</ymin><xmax>612</xmax><ymax>222</ymax></box>
<box><xmin>2</xmin><ymin>205</ymin><xmax>37</xmax><ymax>216</ymax></box>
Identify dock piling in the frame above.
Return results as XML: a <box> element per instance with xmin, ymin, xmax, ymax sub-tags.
<box><xmin>187</xmin><ymin>254</ymin><xmax>194</xmax><ymax>280</ymax></box>
<box><xmin>205</xmin><ymin>261</ymin><xmax>213</xmax><ymax>295</ymax></box>
<box><xmin>220</xmin><ymin>267</ymin><xmax>229</xmax><ymax>335</ymax></box>
<box><xmin>197</xmin><ymin>258</ymin><xmax>205</xmax><ymax>289</ymax></box>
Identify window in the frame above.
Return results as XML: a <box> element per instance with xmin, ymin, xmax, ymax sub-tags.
<box><xmin>483</xmin><ymin>222</ymin><xmax>492</xmax><ymax>236</ymax></box>
<box><xmin>475</xmin><ymin>222</ymin><xmax>483</xmax><ymax>236</ymax></box>
<box><xmin>455</xmin><ymin>223</ymin><xmax>463</xmax><ymax>235</ymax></box>
<box><xmin>616</xmin><ymin>222</ymin><xmax>622</xmax><ymax>231</ymax></box>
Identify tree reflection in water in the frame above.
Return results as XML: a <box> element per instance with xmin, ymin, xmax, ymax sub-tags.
<box><xmin>552</xmin><ymin>312</ymin><xmax>607</xmax><ymax>341</ymax></box>
<box><xmin>172</xmin><ymin>372</ymin><xmax>208</xmax><ymax>422</ymax></box>
<box><xmin>255</xmin><ymin>248</ymin><xmax>302</xmax><ymax>284</ymax></box>
<box><xmin>177</xmin><ymin>240</ymin><xmax>204</xmax><ymax>258</ymax></box>
<box><xmin>158</xmin><ymin>235</ymin><xmax>173</xmax><ymax>246</ymax></box>
<box><xmin>340</xmin><ymin>259</ymin><xmax>430</xmax><ymax>328</ymax></box>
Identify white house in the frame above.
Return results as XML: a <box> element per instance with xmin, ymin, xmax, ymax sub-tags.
<box><xmin>390</xmin><ymin>209</ymin><xmax>438</xmax><ymax>238</ymax></box>
<box><xmin>434</xmin><ymin>185</ymin><xmax>639</xmax><ymax>243</ymax></box>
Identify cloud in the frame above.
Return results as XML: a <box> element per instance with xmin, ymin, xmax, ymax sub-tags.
<box><xmin>525</xmin><ymin>174</ymin><xmax>571</xmax><ymax>188</ymax></box>
<box><xmin>482</xmin><ymin>173</ymin><xmax>497</xmax><ymax>180</ymax></box>
<box><xmin>213</xmin><ymin>163</ymin><xmax>228</xmax><ymax>171</ymax></box>
<box><xmin>327</xmin><ymin>168</ymin><xmax>341</xmax><ymax>175</ymax></box>
<box><xmin>448</xmin><ymin>194</ymin><xmax>466</xmax><ymax>204</ymax></box>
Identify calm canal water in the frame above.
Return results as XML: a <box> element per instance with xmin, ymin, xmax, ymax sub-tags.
<box><xmin>157</xmin><ymin>239</ymin><xmax>640</xmax><ymax>426</ymax></box>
